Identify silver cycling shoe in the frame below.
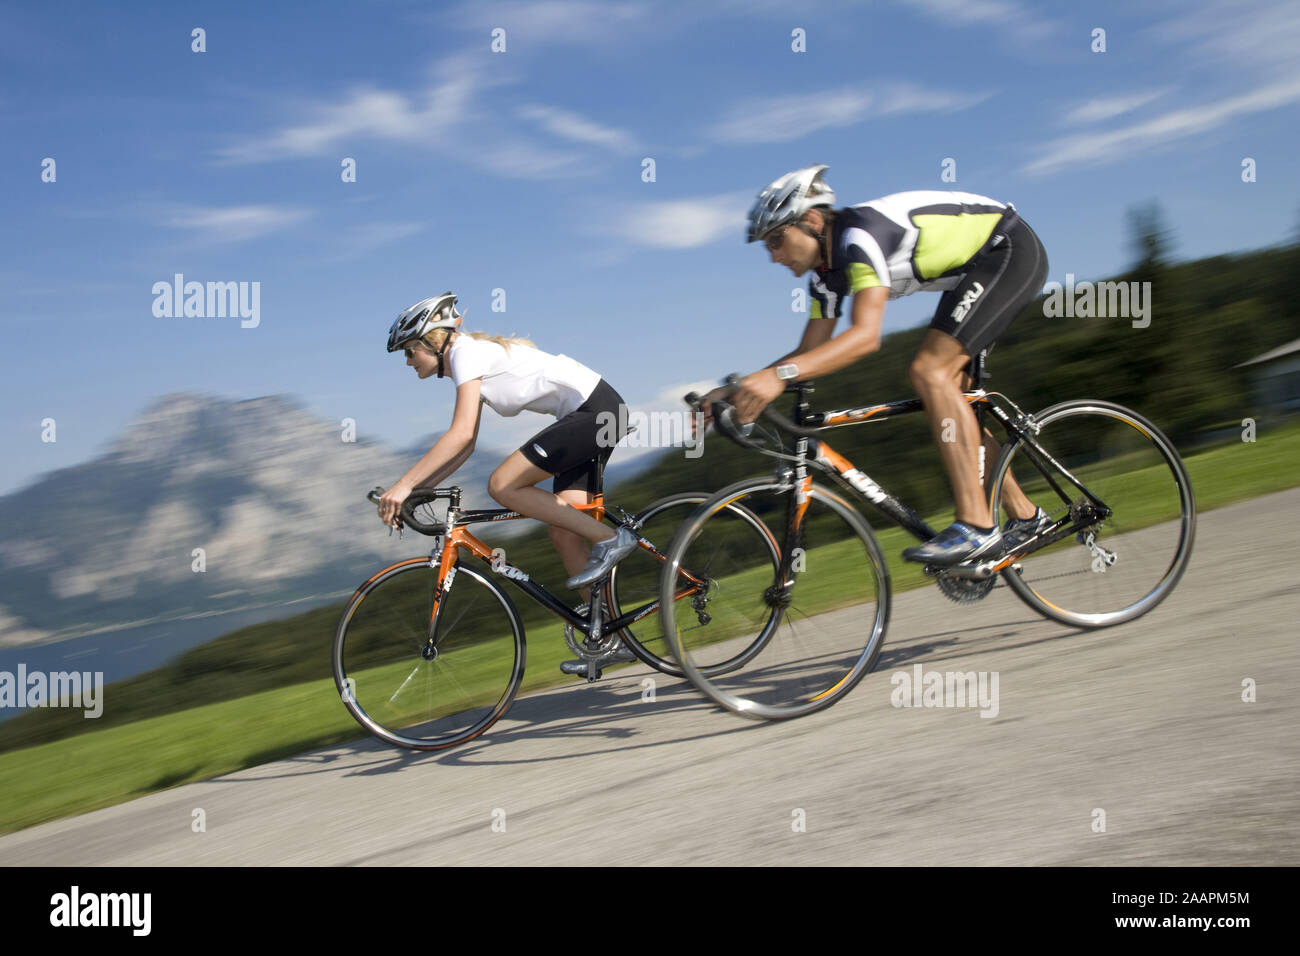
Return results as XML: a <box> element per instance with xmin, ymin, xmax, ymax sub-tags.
<box><xmin>565</xmin><ymin>526</ymin><xmax>639</xmax><ymax>590</ymax></box>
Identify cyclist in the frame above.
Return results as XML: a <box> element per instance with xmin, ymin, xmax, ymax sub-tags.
<box><xmin>699</xmin><ymin>165</ymin><xmax>1050</xmax><ymax>566</ymax></box>
<box><xmin>378</xmin><ymin>292</ymin><xmax>639</xmax><ymax>669</ymax></box>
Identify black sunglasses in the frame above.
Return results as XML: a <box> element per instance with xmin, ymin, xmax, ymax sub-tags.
<box><xmin>763</xmin><ymin>225</ymin><xmax>790</xmax><ymax>252</ymax></box>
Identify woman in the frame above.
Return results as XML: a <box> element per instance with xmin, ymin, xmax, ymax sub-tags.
<box><xmin>377</xmin><ymin>292</ymin><xmax>637</xmax><ymax>613</ymax></box>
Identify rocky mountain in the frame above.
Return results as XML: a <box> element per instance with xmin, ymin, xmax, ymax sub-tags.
<box><xmin>0</xmin><ymin>393</ymin><xmax>513</xmax><ymax>647</ymax></box>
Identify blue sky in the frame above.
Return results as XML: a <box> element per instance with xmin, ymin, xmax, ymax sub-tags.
<box><xmin>2</xmin><ymin>0</ymin><xmax>1298</xmax><ymax>494</ymax></box>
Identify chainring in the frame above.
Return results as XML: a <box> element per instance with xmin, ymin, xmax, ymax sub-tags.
<box><xmin>935</xmin><ymin>572</ymin><xmax>997</xmax><ymax>604</ymax></box>
<box><xmin>563</xmin><ymin>596</ymin><xmax>625</xmax><ymax>664</ymax></box>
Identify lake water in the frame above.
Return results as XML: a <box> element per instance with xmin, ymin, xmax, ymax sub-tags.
<box><xmin>0</xmin><ymin>594</ymin><xmax>345</xmax><ymax>722</ymax></box>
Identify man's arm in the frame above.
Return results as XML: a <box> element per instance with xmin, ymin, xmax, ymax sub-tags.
<box><xmin>767</xmin><ymin>315</ymin><xmax>837</xmax><ymax>367</ymax></box>
<box><xmin>778</xmin><ymin>285</ymin><xmax>887</xmax><ymax>378</ymax></box>
<box><xmin>698</xmin><ymin>309</ymin><xmax>842</xmax><ymax>425</ymax></box>
<box><xmin>730</xmin><ymin>286</ymin><xmax>888</xmax><ymax>423</ymax></box>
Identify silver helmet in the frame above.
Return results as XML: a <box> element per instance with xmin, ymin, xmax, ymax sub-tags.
<box><xmin>746</xmin><ymin>165</ymin><xmax>836</xmax><ymax>243</ymax></box>
<box><xmin>386</xmin><ymin>292</ymin><xmax>463</xmax><ymax>352</ymax></box>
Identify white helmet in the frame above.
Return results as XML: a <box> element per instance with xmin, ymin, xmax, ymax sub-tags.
<box><xmin>386</xmin><ymin>292</ymin><xmax>463</xmax><ymax>352</ymax></box>
<box><xmin>746</xmin><ymin>165</ymin><xmax>836</xmax><ymax>243</ymax></box>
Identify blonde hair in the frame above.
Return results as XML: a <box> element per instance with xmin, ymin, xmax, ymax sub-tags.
<box><xmin>418</xmin><ymin>328</ymin><xmax>536</xmax><ymax>352</ymax></box>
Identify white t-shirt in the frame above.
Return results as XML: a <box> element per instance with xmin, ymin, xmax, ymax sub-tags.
<box><xmin>446</xmin><ymin>335</ymin><xmax>601</xmax><ymax>418</ymax></box>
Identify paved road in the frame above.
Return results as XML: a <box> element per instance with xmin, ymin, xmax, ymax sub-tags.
<box><xmin>3</xmin><ymin>489</ymin><xmax>1297</xmax><ymax>865</ymax></box>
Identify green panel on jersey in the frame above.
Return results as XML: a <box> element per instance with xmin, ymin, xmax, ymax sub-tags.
<box><xmin>848</xmin><ymin>262</ymin><xmax>882</xmax><ymax>293</ymax></box>
<box><xmin>912</xmin><ymin>213</ymin><xmax>1002</xmax><ymax>278</ymax></box>
<box><xmin>810</xmin><ymin>298</ymin><xmax>823</xmax><ymax>319</ymax></box>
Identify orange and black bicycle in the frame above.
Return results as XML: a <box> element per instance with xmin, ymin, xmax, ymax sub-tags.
<box><xmin>659</xmin><ymin>357</ymin><xmax>1196</xmax><ymax>721</ymax></box>
<box><xmin>332</xmin><ymin>469</ymin><xmax>782</xmax><ymax>751</ymax></box>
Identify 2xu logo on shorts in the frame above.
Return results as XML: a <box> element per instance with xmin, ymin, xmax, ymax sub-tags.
<box><xmin>950</xmin><ymin>281</ymin><xmax>985</xmax><ymax>323</ymax></box>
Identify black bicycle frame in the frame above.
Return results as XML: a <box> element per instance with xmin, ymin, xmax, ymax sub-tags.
<box><xmin>444</xmin><ymin>509</ymin><xmax>675</xmax><ymax>638</ymax></box>
<box><xmin>775</xmin><ymin>354</ymin><xmax>1112</xmax><ymax>557</ymax></box>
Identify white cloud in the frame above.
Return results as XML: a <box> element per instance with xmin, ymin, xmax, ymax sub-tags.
<box><xmin>606</xmin><ymin>192</ymin><xmax>753</xmax><ymax>249</ymax></box>
<box><xmin>712</xmin><ymin>84</ymin><xmax>986</xmax><ymax>144</ymax></box>
<box><xmin>216</xmin><ymin>54</ymin><xmax>606</xmax><ymax>181</ymax></box>
<box><xmin>516</xmin><ymin>104</ymin><xmax>638</xmax><ymax>153</ymax></box>
<box><xmin>877</xmin><ymin>83</ymin><xmax>993</xmax><ymax>116</ymax></box>
<box><xmin>476</xmin><ymin>140</ymin><xmax>590</xmax><ymax>179</ymax></box>
<box><xmin>899</xmin><ymin>0</ymin><xmax>1021</xmax><ymax>23</ymax></box>
<box><xmin>1025</xmin><ymin>75</ymin><xmax>1300</xmax><ymax>176</ymax></box>
<box><xmin>164</xmin><ymin>205</ymin><xmax>311</xmax><ymax>241</ymax></box>
<box><xmin>219</xmin><ymin>72</ymin><xmax>475</xmax><ymax>164</ymax></box>
<box><xmin>1061</xmin><ymin>89</ymin><xmax>1171</xmax><ymax>125</ymax></box>
<box><xmin>713</xmin><ymin>89</ymin><xmax>872</xmax><ymax>144</ymax></box>
<box><xmin>328</xmin><ymin>222</ymin><xmax>427</xmax><ymax>262</ymax></box>
<box><xmin>895</xmin><ymin>0</ymin><xmax>1054</xmax><ymax>42</ymax></box>
<box><xmin>453</xmin><ymin>1</ymin><xmax>651</xmax><ymax>46</ymax></box>
<box><xmin>1151</xmin><ymin>0</ymin><xmax>1300</xmax><ymax>80</ymax></box>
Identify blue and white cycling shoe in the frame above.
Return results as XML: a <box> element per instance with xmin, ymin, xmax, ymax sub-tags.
<box><xmin>1002</xmin><ymin>506</ymin><xmax>1052</xmax><ymax>551</ymax></box>
<box><xmin>902</xmin><ymin>522</ymin><xmax>1004</xmax><ymax>567</ymax></box>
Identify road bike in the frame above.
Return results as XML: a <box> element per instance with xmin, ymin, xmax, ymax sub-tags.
<box><xmin>332</xmin><ymin>467</ymin><xmax>782</xmax><ymax>751</ymax></box>
<box><xmin>658</xmin><ymin>355</ymin><xmax>1196</xmax><ymax>721</ymax></box>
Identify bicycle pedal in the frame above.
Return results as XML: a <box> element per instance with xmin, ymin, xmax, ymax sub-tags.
<box><xmin>559</xmin><ymin>660</ymin><xmax>604</xmax><ymax>681</ymax></box>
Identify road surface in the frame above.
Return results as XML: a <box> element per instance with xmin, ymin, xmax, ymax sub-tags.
<box><xmin>2</xmin><ymin>488</ymin><xmax>1296</xmax><ymax>865</ymax></box>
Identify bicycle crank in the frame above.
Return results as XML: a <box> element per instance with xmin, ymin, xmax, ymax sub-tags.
<box><xmin>563</xmin><ymin>606</ymin><xmax>627</xmax><ymax>681</ymax></box>
<box><xmin>924</xmin><ymin>560</ymin><xmax>999</xmax><ymax>581</ymax></box>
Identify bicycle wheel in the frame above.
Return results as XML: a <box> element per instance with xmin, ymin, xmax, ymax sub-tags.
<box><xmin>333</xmin><ymin>557</ymin><xmax>525</xmax><ymax>750</ymax></box>
<box><xmin>660</xmin><ymin>477</ymin><xmax>890</xmax><ymax>720</ymax></box>
<box><xmin>989</xmin><ymin>399</ymin><xmax>1195</xmax><ymax>628</ymax></box>
<box><xmin>607</xmin><ymin>492</ymin><xmax>782</xmax><ymax>677</ymax></box>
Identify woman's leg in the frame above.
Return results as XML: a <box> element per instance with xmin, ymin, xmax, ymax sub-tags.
<box><xmin>553</xmin><ymin>488</ymin><xmax>612</xmax><ymax>604</ymax></box>
<box><xmin>488</xmin><ymin>451</ymin><xmax>614</xmax><ymax>543</ymax></box>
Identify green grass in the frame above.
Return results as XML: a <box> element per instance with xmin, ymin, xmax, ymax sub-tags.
<box><xmin>1</xmin><ymin>419</ymin><xmax>1297</xmax><ymax>835</ymax></box>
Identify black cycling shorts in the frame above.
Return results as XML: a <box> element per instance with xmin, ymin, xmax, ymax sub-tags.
<box><xmin>928</xmin><ymin>211</ymin><xmax>1049</xmax><ymax>361</ymax></box>
<box><xmin>519</xmin><ymin>378</ymin><xmax>626</xmax><ymax>494</ymax></box>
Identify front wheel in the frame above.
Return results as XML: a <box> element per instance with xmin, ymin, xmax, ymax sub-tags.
<box><xmin>989</xmin><ymin>399</ymin><xmax>1196</xmax><ymax>628</ymax></box>
<box><xmin>333</xmin><ymin>558</ymin><xmax>526</xmax><ymax>751</ymax></box>
<box><xmin>660</xmin><ymin>477</ymin><xmax>890</xmax><ymax>720</ymax></box>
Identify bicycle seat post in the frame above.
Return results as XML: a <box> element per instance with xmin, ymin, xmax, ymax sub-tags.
<box><xmin>971</xmin><ymin>349</ymin><xmax>988</xmax><ymax>389</ymax></box>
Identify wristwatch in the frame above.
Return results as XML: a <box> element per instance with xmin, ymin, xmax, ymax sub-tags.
<box><xmin>774</xmin><ymin>363</ymin><xmax>800</xmax><ymax>381</ymax></box>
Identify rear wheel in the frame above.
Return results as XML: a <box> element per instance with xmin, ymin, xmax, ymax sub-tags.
<box><xmin>989</xmin><ymin>400</ymin><xmax>1195</xmax><ymax>628</ymax></box>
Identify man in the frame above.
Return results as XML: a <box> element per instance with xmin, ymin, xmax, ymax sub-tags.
<box><xmin>699</xmin><ymin>165</ymin><xmax>1050</xmax><ymax>566</ymax></box>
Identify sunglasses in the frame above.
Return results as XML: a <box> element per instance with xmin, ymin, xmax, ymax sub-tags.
<box><xmin>762</xmin><ymin>225</ymin><xmax>790</xmax><ymax>252</ymax></box>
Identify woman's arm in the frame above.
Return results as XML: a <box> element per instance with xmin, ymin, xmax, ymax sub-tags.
<box><xmin>418</xmin><ymin>440</ymin><xmax>474</xmax><ymax>489</ymax></box>
<box><xmin>378</xmin><ymin>379</ymin><xmax>483</xmax><ymax>526</ymax></box>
